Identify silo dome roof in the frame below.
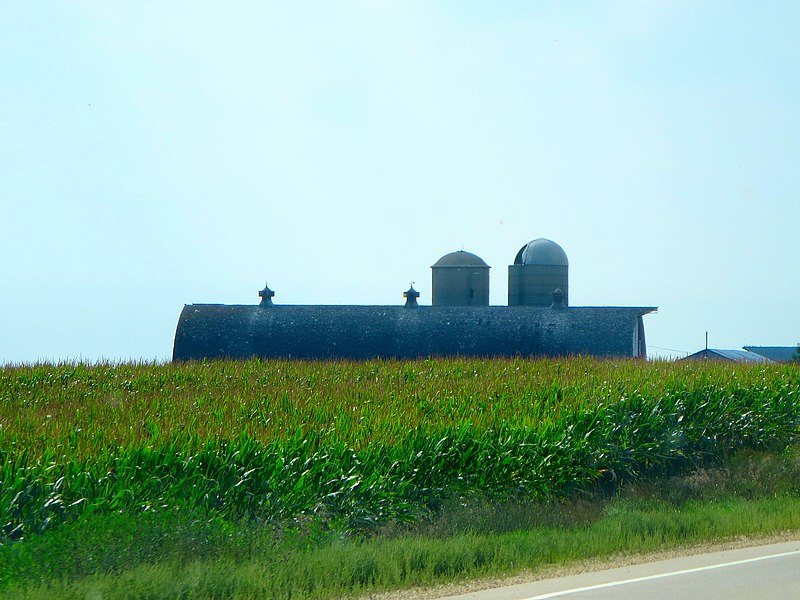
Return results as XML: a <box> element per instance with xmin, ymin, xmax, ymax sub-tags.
<box><xmin>514</xmin><ymin>238</ymin><xmax>569</xmax><ymax>266</ymax></box>
<box><xmin>432</xmin><ymin>250</ymin><xmax>490</xmax><ymax>268</ymax></box>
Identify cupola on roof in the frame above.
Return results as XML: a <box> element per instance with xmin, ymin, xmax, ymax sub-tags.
<box><xmin>514</xmin><ymin>238</ymin><xmax>569</xmax><ymax>267</ymax></box>
<box><xmin>432</xmin><ymin>250</ymin><xmax>490</xmax><ymax>268</ymax></box>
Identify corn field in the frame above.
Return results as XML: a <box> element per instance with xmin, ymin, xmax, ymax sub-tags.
<box><xmin>1</xmin><ymin>358</ymin><xmax>799</xmax><ymax>543</ymax></box>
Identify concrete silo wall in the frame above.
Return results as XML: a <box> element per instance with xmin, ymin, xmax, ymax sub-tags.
<box><xmin>432</xmin><ymin>268</ymin><xmax>490</xmax><ymax>306</ymax></box>
<box><xmin>508</xmin><ymin>264</ymin><xmax>569</xmax><ymax>307</ymax></box>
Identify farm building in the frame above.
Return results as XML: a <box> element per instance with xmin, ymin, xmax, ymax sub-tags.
<box><xmin>742</xmin><ymin>346</ymin><xmax>799</xmax><ymax>363</ymax></box>
<box><xmin>681</xmin><ymin>348</ymin><xmax>773</xmax><ymax>363</ymax></box>
<box><xmin>173</xmin><ymin>238</ymin><xmax>656</xmax><ymax>361</ymax></box>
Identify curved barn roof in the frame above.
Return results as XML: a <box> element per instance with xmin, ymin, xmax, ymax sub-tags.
<box><xmin>173</xmin><ymin>305</ymin><xmax>655</xmax><ymax>361</ymax></box>
<box><xmin>432</xmin><ymin>250</ymin><xmax>489</xmax><ymax>268</ymax></box>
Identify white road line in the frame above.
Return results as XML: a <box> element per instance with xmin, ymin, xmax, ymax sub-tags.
<box><xmin>521</xmin><ymin>550</ymin><xmax>800</xmax><ymax>599</ymax></box>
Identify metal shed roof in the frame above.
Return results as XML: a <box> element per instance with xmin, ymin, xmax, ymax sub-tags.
<box><xmin>742</xmin><ymin>346</ymin><xmax>798</xmax><ymax>362</ymax></box>
<box><xmin>683</xmin><ymin>348</ymin><xmax>773</xmax><ymax>363</ymax></box>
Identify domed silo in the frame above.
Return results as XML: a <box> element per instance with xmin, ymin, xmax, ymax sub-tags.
<box><xmin>431</xmin><ymin>250</ymin><xmax>490</xmax><ymax>306</ymax></box>
<box><xmin>508</xmin><ymin>238</ymin><xmax>569</xmax><ymax>306</ymax></box>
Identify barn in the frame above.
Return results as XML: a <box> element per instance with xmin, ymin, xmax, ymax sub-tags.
<box><xmin>172</xmin><ymin>238</ymin><xmax>656</xmax><ymax>361</ymax></box>
<box><xmin>681</xmin><ymin>348</ymin><xmax>773</xmax><ymax>363</ymax></box>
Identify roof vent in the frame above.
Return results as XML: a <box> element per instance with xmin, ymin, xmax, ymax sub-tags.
<box><xmin>259</xmin><ymin>282</ymin><xmax>275</xmax><ymax>307</ymax></box>
<box><xmin>403</xmin><ymin>285</ymin><xmax>420</xmax><ymax>308</ymax></box>
<box><xmin>550</xmin><ymin>288</ymin><xmax>566</xmax><ymax>310</ymax></box>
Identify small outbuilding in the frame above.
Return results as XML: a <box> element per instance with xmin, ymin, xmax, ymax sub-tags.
<box><xmin>742</xmin><ymin>346</ymin><xmax>799</xmax><ymax>363</ymax></box>
<box><xmin>681</xmin><ymin>348</ymin><xmax>773</xmax><ymax>363</ymax></box>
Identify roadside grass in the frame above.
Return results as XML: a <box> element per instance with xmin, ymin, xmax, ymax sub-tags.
<box><xmin>3</xmin><ymin>448</ymin><xmax>800</xmax><ymax>600</ymax></box>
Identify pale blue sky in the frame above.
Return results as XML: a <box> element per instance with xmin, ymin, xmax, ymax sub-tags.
<box><xmin>2</xmin><ymin>1</ymin><xmax>798</xmax><ymax>363</ymax></box>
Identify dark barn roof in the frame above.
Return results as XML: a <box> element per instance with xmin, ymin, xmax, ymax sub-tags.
<box><xmin>172</xmin><ymin>305</ymin><xmax>655</xmax><ymax>362</ymax></box>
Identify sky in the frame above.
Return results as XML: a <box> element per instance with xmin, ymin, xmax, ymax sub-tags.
<box><xmin>2</xmin><ymin>1</ymin><xmax>799</xmax><ymax>364</ymax></box>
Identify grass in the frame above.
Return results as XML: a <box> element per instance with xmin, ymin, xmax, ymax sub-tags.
<box><xmin>4</xmin><ymin>459</ymin><xmax>800</xmax><ymax>599</ymax></box>
<box><xmin>0</xmin><ymin>357</ymin><xmax>799</xmax><ymax>597</ymax></box>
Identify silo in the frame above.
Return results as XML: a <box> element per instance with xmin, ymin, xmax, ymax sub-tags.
<box><xmin>431</xmin><ymin>250</ymin><xmax>490</xmax><ymax>307</ymax></box>
<box><xmin>508</xmin><ymin>238</ymin><xmax>569</xmax><ymax>306</ymax></box>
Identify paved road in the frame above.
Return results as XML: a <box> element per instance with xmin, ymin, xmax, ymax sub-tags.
<box><xmin>438</xmin><ymin>540</ymin><xmax>800</xmax><ymax>599</ymax></box>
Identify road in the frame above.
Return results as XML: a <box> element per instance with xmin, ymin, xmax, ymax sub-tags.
<box><xmin>437</xmin><ymin>540</ymin><xmax>800</xmax><ymax>599</ymax></box>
